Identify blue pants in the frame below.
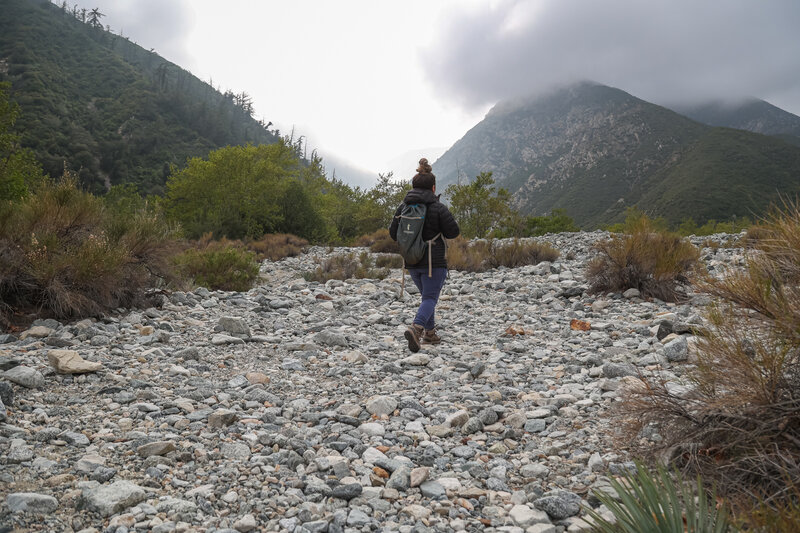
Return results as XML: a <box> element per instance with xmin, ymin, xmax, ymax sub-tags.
<box><xmin>408</xmin><ymin>267</ymin><xmax>448</xmax><ymax>330</ymax></box>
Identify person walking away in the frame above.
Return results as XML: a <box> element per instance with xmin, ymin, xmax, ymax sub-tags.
<box><xmin>390</xmin><ymin>158</ymin><xmax>460</xmax><ymax>352</ymax></box>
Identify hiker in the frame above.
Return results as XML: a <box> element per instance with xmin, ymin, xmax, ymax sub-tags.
<box><xmin>390</xmin><ymin>158</ymin><xmax>460</xmax><ymax>352</ymax></box>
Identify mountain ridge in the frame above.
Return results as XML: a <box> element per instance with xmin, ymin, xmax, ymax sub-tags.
<box><xmin>433</xmin><ymin>82</ymin><xmax>800</xmax><ymax>227</ymax></box>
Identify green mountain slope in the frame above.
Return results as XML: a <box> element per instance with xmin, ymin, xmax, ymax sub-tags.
<box><xmin>633</xmin><ymin>128</ymin><xmax>800</xmax><ymax>224</ymax></box>
<box><xmin>0</xmin><ymin>0</ymin><xmax>278</xmax><ymax>194</ymax></box>
<box><xmin>672</xmin><ymin>99</ymin><xmax>800</xmax><ymax>141</ymax></box>
<box><xmin>433</xmin><ymin>82</ymin><xmax>800</xmax><ymax>228</ymax></box>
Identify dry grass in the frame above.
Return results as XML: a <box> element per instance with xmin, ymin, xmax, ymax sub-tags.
<box><xmin>352</xmin><ymin>228</ymin><xmax>400</xmax><ymax>254</ymax></box>
<box><xmin>375</xmin><ymin>254</ymin><xmax>403</xmax><ymax>269</ymax></box>
<box><xmin>0</xmin><ymin>174</ymin><xmax>179</xmax><ymax>324</ymax></box>
<box><xmin>446</xmin><ymin>237</ymin><xmax>490</xmax><ymax>272</ymax></box>
<box><xmin>586</xmin><ymin>217</ymin><xmax>701</xmax><ymax>302</ymax></box>
<box><xmin>446</xmin><ymin>237</ymin><xmax>559</xmax><ymax>272</ymax></box>
<box><xmin>486</xmin><ymin>238</ymin><xmax>559</xmax><ymax>269</ymax></box>
<box><xmin>734</xmin><ymin>481</ymin><xmax>800</xmax><ymax>531</ymax></box>
<box><xmin>370</xmin><ymin>236</ymin><xmax>400</xmax><ymax>254</ymax></box>
<box><xmin>304</xmin><ymin>251</ymin><xmax>389</xmax><ymax>282</ymax></box>
<box><xmin>246</xmin><ymin>233</ymin><xmax>308</xmax><ymax>261</ymax></box>
<box><xmin>615</xmin><ymin>201</ymin><xmax>800</xmax><ymax>513</ymax></box>
<box><xmin>353</xmin><ymin>228</ymin><xmax>387</xmax><ymax>247</ymax></box>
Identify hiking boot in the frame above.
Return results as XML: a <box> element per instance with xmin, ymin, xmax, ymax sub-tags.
<box><xmin>422</xmin><ymin>328</ymin><xmax>441</xmax><ymax>345</ymax></box>
<box><xmin>404</xmin><ymin>324</ymin><xmax>424</xmax><ymax>353</ymax></box>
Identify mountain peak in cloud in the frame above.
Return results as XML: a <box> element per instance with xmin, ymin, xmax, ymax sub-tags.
<box><xmin>423</xmin><ymin>0</ymin><xmax>800</xmax><ymax>116</ymax></box>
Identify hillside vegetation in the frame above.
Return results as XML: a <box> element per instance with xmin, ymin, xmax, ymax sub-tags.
<box><xmin>0</xmin><ymin>0</ymin><xmax>278</xmax><ymax>195</ymax></box>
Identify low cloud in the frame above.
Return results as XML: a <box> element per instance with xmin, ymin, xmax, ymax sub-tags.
<box><xmin>423</xmin><ymin>0</ymin><xmax>800</xmax><ymax>113</ymax></box>
<box><xmin>75</xmin><ymin>0</ymin><xmax>195</xmax><ymax>69</ymax></box>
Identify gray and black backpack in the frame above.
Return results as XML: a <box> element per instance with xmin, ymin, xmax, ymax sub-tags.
<box><xmin>395</xmin><ymin>202</ymin><xmax>445</xmax><ymax>283</ymax></box>
<box><xmin>396</xmin><ymin>203</ymin><xmax>428</xmax><ymax>265</ymax></box>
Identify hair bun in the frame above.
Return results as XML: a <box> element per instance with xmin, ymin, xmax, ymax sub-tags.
<box><xmin>416</xmin><ymin>158</ymin><xmax>432</xmax><ymax>174</ymax></box>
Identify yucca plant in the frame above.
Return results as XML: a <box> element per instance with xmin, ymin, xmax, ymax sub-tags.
<box><xmin>588</xmin><ymin>462</ymin><xmax>732</xmax><ymax>533</ymax></box>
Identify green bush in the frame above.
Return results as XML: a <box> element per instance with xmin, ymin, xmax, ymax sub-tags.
<box><xmin>495</xmin><ymin>209</ymin><xmax>579</xmax><ymax>238</ymax></box>
<box><xmin>0</xmin><ymin>174</ymin><xmax>179</xmax><ymax>324</ymax></box>
<box><xmin>677</xmin><ymin>216</ymin><xmax>753</xmax><ymax>236</ymax></box>
<box><xmin>586</xmin><ymin>215</ymin><xmax>700</xmax><ymax>301</ymax></box>
<box><xmin>588</xmin><ymin>462</ymin><xmax>731</xmax><ymax>533</ymax></box>
<box><xmin>172</xmin><ymin>242</ymin><xmax>259</xmax><ymax>292</ymax></box>
<box><xmin>445</xmin><ymin>172</ymin><xmax>511</xmax><ymax>238</ymax></box>
<box><xmin>0</xmin><ymin>81</ymin><xmax>46</xmax><ymax>202</ymax></box>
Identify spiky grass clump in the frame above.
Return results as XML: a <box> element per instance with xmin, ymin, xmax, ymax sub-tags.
<box><xmin>246</xmin><ymin>233</ymin><xmax>308</xmax><ymax>261</ymax></box>
<box><xmin>0</xmin><ymin>175</ymin><xmax>179</xmax><ymax>324</ymax></box>
<box><xmin>304</xmin><ymin>251</ymin><xmax>389</xmax><ymax>282</ymax></box>
<box><xmin>586</xmin><ymin>216</ymin><xmax>700</xmax><ymax>301</ymax></box>
<box><xmin>588</xmin><ymin>462</ymin><xmax>731</xmax><ymax>533</ymax></box>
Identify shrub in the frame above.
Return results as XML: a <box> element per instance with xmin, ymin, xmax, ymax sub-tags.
<box><xmin>586</xmin><ymin>216</ymin><xmax>701</xmax><ymax>301</ymax></box>
<box><xmin>677</xmin><ymin>216</ymin><xmax>753</xmax><ymax>236</ymax></box>
<box><xmin>736</xmin><ymin>481</ymin><xmax>800</xmax><ymax>531</ymax></box>
<box><xmin>246</xmin><ymin>233</ymin><xmax>308</xmax><ymax>261</ymax></box>
<box><xmin>172</xmin><ymin>240</ymin><xmax>259</xmax><ymax>292</ymax></box>
<box><xmin>353</xmin><ymin>228</ymin><xmax>386</xmax><ymax>247</ymax></box>
<box><xmin>446</xmin><ymin>237</ymin><xmax>491</xmax><ymax>272</ymax></box>
<box><xmin>615</xmin><ymin>201</ymin><xmax>800</xmax><ymax>511</ymax></box>
<box><xmin>446</xmin><ymin>238</ymin><xmax>559</xmax><ymax>273</ymax></box>
<box><xmin>445</xmin><ymin>172</ymin><xmax>511</xmax><ymax>238</ymax></box>
<box><xmin>351</xmin><ymin>228</ymin><xmax>400</xmax><ymax>254</ymax></box>
<box><xmin>375</xmin><ymin>254</ymin><xmax>403</xmax><ymax>269</ymax></box>
<box><xmin>587</xmin><ymin>462</ymin><xmax>731</xmax><ymax>533</ymax></box>
<box><xmin>495</xmin><ymin>208</ymin><xmax>580</xmax><ymax>238</ymax></box>
<box><xmin>485</xmin><ymin>239</ymin><xmax>559</xmax><ymax>269</ymax></box>
<box><xmin>370</xmin><ymin>236</ymin><xmax>399</xmax><ymax>254</ymax></box>
<box><xmin>0</xmin><ymin>174</ymin><xmax>179</xmax><ymax>324</ymax></box>
<box><xmin>304</xmin><ymin>251</ymin><xmax>388</xmax><ymax>282</ymax></box>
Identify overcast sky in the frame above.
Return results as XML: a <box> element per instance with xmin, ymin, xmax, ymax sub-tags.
<box><xmin>74</xmin><ymin>0</ymin><xmax>800</xmax><ymax>182</ymax></box>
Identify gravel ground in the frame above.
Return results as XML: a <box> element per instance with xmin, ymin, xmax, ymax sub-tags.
<box><xmin>0</xmin><ymin>231</ymin><xmax>744</xmax><ymax>533</ymax></box>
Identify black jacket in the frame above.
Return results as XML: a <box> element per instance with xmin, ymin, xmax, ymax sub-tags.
<box><xmin>389</xmin><ymin>187</ymin><xmax>460</xmax><ymax>269</ymax></box>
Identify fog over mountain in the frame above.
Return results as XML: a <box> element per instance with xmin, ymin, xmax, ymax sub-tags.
<box><xmin>422</xmin><ymin>0</ymin><xmax>800</xmax><ymax>116</ymax></box>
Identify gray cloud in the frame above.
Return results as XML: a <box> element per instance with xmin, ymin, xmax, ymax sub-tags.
<box><xmin>423</xmin><ymin>0</ymin><xmax>800</xmax><ymax>114</ymax></box>
<box><xmin>75</xmin><ymin>0</ymin><xmax>195</xmax><ymax>68</ymax></box>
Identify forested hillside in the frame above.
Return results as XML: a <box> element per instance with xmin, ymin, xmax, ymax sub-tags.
<box><xmin>672</xmin><ymin>98</ymin><xmax>800</xmax><ymax>142</ymax></box>
<box><xmin>0</xmin><ymin>0</ymin><xmax>278</xmax><ymax>194</ymax></box>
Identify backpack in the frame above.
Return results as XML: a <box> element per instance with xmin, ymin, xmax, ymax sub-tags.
<box><xmin>394</xmin><ymin>203</ymin><xmax>445</xmax><ymax>296</ymax></box>
<box><xmin>396</xmin><ymin>203</ymin><xmax>428</xmax><ymax>265</ymax></box>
